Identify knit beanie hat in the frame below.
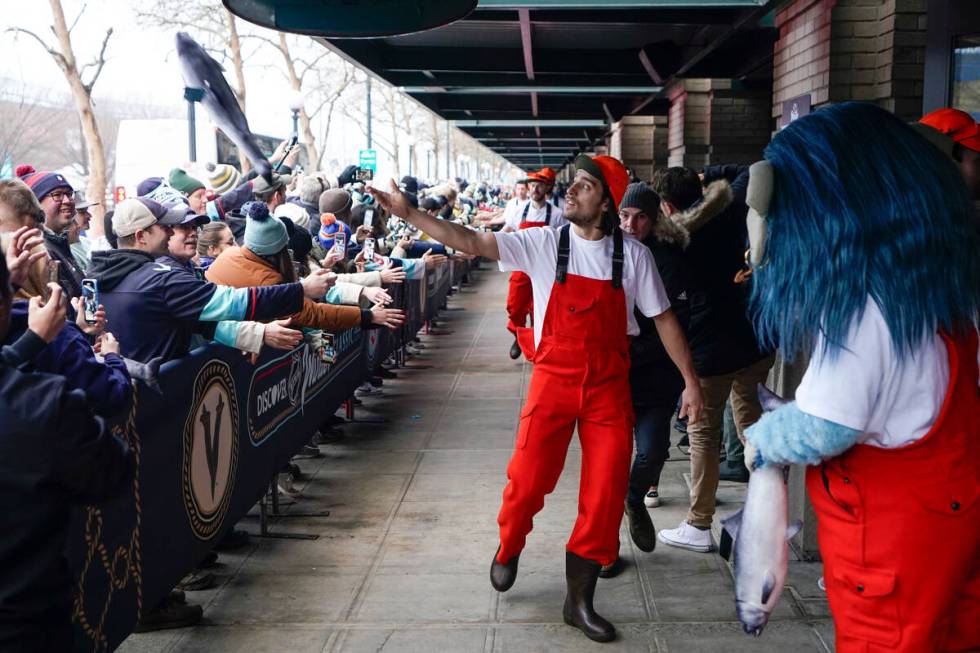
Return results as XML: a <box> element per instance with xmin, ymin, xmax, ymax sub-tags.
<box><xmin>243</xmin><ymin>201</ymin><xmax>288</xmax><ymax>256</ymax></box>
<box><xmin>318</xmin><ymin>188</ymin><xmax>352</xmax><ymax>217</ymax></box>
<box><xmin>318</xmin><ymin>213</ymin><xmax>351</xmax><ymax>250</ymax></box>
<box><xmin>280</xmin><ymin>216</ymin><xmax>313</xmax><ymax>262</ymax></box>
<box><xmin>274</xmin><ymin>201</ymin><xmax>311</xmax><ymax>231</ymax></box>
<box><xmin>137</xmin><ymin>176</ymin><xmax>165</xmax><ymax>197</ymax></box>
<box><xmin>620</xmin><ymin>182</ymin><xmax>660</xmax><ymax>218</ymax></box>
<box><xmin>169</xmin><ymin>167</ymin><xmax>206</xmax><ymax>196</ymax></box>
<box><xmin>205</xmin><ymin>162</ymin><xmax>242</xmax><ymax>196</ymax></box>
<box><xmin>16</xmin><ymin>165</ymin><xmax>73</xmax><ymax>201</ymax></box>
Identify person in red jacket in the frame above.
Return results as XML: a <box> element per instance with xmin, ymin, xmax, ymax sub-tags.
<box><xmin>369</xmin><ymin>155</ymin><xmax>703</xmax><ymax>643</ymax></box>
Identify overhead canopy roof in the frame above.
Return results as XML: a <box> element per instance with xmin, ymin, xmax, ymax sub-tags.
<box><xmin>317</xmin><ymin>0</ymin><xmax>781</xmax><ymax>173</ymax></box>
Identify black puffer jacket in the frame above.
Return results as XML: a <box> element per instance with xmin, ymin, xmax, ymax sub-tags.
<box><xmin>0</xmin><ymin>339</ymin><xmax>132</xmax><ymax>648</ymax></box>
<box><xmin>672</xmin><ymin>165</ymin><xmax>768</xmax><ymax>377</ymax></box>
<box><xmin>629</xmin><ymin>216</ymin><xmax>695</xmax><ymax>406</ymax></box>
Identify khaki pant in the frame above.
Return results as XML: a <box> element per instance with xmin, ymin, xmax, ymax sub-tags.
<box><xmin>686</xmin><ymin>354</ymin><xmax>775</xmax><ymax>528</ymax></box>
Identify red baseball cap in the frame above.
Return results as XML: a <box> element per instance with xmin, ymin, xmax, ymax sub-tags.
<box><xmin>573</xmin><ymin>155</ymin><xmax>629</xmax><ymax>210</ymax></box>
<box><xmin>521</xmin><ymin>166</ymin><xmax>557</xmax><ymax>186</ymax></box>
<box><xmin>919</xmin><ymin>108</ymin><xmax>980</xmax><ymax>153</ymax></box>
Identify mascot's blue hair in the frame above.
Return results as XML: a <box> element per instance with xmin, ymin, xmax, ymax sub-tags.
<box><xmin>751</xmin><ymin>102</ymin><xmax>980</xmax><ymax>361</ymax></box>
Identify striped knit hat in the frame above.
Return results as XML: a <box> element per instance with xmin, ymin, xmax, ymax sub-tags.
<box><xmin>205</xmin><ymin>162</ymin><xmax>242</xmax><ymax>196</ymax></box>
<box><xmin>16</xmin><ymin>165</ymin><xmax>73</xmax><ymax>201</ymax></box>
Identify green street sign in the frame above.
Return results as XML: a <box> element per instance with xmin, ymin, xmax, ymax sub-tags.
<box><xmin>359</xmin><ymin>149</ymin><xmax>378</xmax><ymax>172</ymax></box>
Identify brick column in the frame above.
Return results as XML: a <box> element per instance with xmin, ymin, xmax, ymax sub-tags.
<box><xmin>667</xmin><ymin>78</ymin><xmax>771</xmax><ymax>169</ymax></box>
<box><xmin>772</xmin><ymin>0</ymin><xmax>927</xmax><ymax>125</ymax></box>
<box><xmin>608</xmin><ymin>115</ymin><xmax>669</xmax><ymax>181</ymax></box>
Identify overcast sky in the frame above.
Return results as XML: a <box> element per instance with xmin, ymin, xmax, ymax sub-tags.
<box><xmin>1</xmin><ymin>1</ymin><xmax>309</xmax><ymax>136</ymax></box>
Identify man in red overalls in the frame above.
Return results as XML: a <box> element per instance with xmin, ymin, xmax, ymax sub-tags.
<box><xmin>502</xmin><ymin>167</ymin><xmax>565</xmax><ymax>360</ymax></box>
<box><xmin>368</xmin><ymin>156</ymin><xmax>704</xmax><ymax>643</ymax></box>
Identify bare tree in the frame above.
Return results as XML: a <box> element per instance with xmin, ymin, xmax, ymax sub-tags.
<box><xmin>0</xmin><ymin>81</ymin><xmax>50</xmax><ymax>170</ymax></box>
<box><xmin>6</xmin><ymin>0</ymin><xmax>112</xmax><ymax>233</ymax></box>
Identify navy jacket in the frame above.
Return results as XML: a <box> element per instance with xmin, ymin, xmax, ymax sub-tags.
<box><xmin>2</xmin><ymin>302</ymin><xmax>132</xmax><ymax>418</ymax></box>
<box><xmin>0</xmin><ymin>352</ymin><xmax>132</xmax><ymax>649</ymax></box>
<box><xmin>88</xmin><ymin>249</ymin><xmax>304</xmax><ymax>363</ymax></box>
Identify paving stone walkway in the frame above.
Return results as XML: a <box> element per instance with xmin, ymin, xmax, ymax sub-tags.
<box><xmin>119</xmin><ymin>267</ymin><xmax>833</xmax><ymax>653</ymax></box>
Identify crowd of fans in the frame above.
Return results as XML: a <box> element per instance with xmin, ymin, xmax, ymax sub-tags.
<box><xmin>0</xmin><ymin>143</ymin><xmax>503</xmax><ymax>646</ymax></box>
<box><xmin>4</xmin><ymin>105</ymin><xmax>978</xmax><ymax>650</ymax></box>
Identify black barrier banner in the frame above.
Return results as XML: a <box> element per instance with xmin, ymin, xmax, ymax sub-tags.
<box><xmin>67</xmin><ymin>327</ymin><xmax>366</xmax><ymax>652</ymax></box>
<box><xmin>66</xmin><ymin>264</ymin><xmax>469</xmax><ymax>652</ymax></box>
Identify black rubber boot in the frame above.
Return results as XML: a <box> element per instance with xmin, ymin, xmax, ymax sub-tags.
<box><xmin>624</xmin><ymin>501</ymin><xmax>656</xmax><ymax>552</ymax></box>
<box><xmin>490</xmin><ymin>545</ymin><xmax>520</xmax><ymax>592</ymax></box>
<box><xmin>563</xmin><ymin>552</ymin><xmax>616</xmax><ymax>643</ymax></box>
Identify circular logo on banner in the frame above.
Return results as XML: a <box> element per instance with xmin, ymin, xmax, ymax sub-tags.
<box><xmin>181</xmin><ymin>360</ymin><xmax>239</xmax><ymax>540</ymax></box>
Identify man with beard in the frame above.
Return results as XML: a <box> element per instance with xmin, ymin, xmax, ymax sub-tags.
<box><xmin>368</xmin><ymin>155</ymin><xmax>703</xmax><ymax>643</ymax></box>
<box><xmin>502</xmin><ymin>167</ymin><xmax>567</xmax><ymax>360</ymax></box>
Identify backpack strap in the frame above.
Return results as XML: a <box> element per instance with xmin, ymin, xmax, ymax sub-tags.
<box><xmin>544</xmin><ymin>202</ymin><xmax>552</xmax><ymax>226</ymax></box>
<box><xmin>519</xmin><ymin>201</ymin><xmax>530</xmax><ymax>225</ymax></box>
<box><xmin>555</xmin><ymin>224</ymin><xmax>571</xmax><ymax>284</ymax></box>
<box><xmin>612</xmin><ymin>226</ymin><xmax>624</xmax><ymax>289</ymax></box>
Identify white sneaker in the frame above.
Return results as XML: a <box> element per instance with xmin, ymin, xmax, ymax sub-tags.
<box><xmin>657</xmin><ymin>521</ymin><xmax>713</xmax><ymax>552</ymax></box>
<box><xmin>355</xmin><ymin>382</ymin><xmax>383</xmax><ymax>397</ymax></box>
<box><xmin>644</xmin><ymin>490</ymin><xmax>661</xmax><ymax>508</ymax></box>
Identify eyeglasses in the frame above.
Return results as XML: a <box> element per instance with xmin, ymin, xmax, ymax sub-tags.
<box><xmin>45</xmin><ymin>190</ymin><xmax>73</xmax><ymax>202</ymax></box>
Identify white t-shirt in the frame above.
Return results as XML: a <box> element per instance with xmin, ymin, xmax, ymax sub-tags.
<box><xmin>796</xmin><ymin>297</ymin><xmax>979</xmax><ymax>448</ymax></box>
<box><xmin>495</xmin><ymin>227</ymin><xmax>670</xmax><ymax>347</ymax></box>
<box><xmin>503</xmin><ymin>200</ymin><xmax>567</xmax><ymax>231</ymax></box>
<box><xmin>501</xmin><ymin>197</ymin><xmax>524</xmax><ymax>225</ymax></box>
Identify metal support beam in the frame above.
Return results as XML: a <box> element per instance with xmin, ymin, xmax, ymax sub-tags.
<box><xmin>400</xmin><ymin>85</ymin><xmax>663</xmax><ymax>94</ymax></box>
<box><xmin>455</xmin><ymin>119</ymin><xmax>606</xmax><ymax>127</ymax></box>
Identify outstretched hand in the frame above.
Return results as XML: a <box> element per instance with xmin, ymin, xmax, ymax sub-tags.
<box><xmin>366</xmin><ymin>180</ymin><xmax>412</xmax><ymax>220</ymax></box>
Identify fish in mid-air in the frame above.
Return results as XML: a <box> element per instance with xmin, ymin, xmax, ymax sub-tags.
<box><xmin>174</xmin><ymin>32</ymin><xmax>271</xmax><ymax>179</ymax></box>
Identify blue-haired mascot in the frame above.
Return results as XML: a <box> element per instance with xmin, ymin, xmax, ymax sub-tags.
<box><xmin>742</xmin><ymin>102</ymin><xmax>980</xmax><ymax>653</ymax></box>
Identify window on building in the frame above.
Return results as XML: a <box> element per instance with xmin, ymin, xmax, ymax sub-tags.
<box><xmin>951</xmin><ymin>35</ymin><xmax>980</xmax><ymax>120</ymax></box>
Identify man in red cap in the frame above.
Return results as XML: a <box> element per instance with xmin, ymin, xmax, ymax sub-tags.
<box><xmin>368</xmin><ymin>155</ymin><xmax>703</xmax><ymax>643</ymax></box>
<box><xmin>918</xmin><ymin>108</ymin><xmax>980</xmax><ymax>200</ymax></box>
<box><xmin>502</xmin><ymin>166</ymin><xmax>567</xmax><ymax>359</ymax></box>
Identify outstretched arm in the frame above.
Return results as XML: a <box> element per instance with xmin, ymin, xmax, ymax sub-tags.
<box><xmin>367</xmin><ymin>180</ymin><xmax>501</xmax><ymax>260</ymax></box>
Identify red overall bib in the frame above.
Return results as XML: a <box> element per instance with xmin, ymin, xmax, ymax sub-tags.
<box><xmin>806</xmin><ymin>330</ymin><xmax>980</xmax><ymax>653</ymax></box>
<box><xmin>505</xmin><ymin>202</ymin><xmax>552</xmax><ymax>336</ymax></box>
<box><xmin>497</xmin><ymin>227</ymin><xmax>635</xmax><ymax>566</ymax></box>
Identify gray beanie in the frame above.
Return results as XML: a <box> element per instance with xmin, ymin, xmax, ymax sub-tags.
<box><xmin>243</xmin><ymin>201</ymin><xmax>288</xmax><ymax>256</ymax></box>
<box><xmin>620</xmin><ymin>182</ymin><xmax>660</xmax><ymax>218</ymax></box>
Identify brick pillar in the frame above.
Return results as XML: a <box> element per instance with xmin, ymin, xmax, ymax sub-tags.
<box><xmin>772</xmin><ymin>0</ymin><xmax>927</xmax><ymax>125</ymax></box>
<box><xmin>667</xmin><ymin>79</ymin><xmax>771</xmax><ymax>169</ymax></box>
<box><xmin>667</xmin><ymin>79</ymin><xmax>711</xmax><ymax>168</ymax></box>
<box><xmin>608</xmin><ymin>115</ymin><xmax>669</xmax><ymax>181</ymax></box>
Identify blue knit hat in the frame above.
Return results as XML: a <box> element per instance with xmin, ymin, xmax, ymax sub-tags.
<box><xmin>243</xmin><ymin>201</ymin><xmax>288</xmax><ymax>256</ymax></box>
<box><xmin>17</xmin><ymin>166</ymin><xmax>73</xmax><ymax>201</ymax></box>
<box><xmin>318</xmin><ymin>213</ymin><xmax>351</xmax><ymax>251</ymax></box>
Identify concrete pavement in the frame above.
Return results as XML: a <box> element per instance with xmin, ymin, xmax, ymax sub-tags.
<box><xmin>118</xmin><ymin>267</ymin><xmax>833</xmax><ymax>653</ymax></box>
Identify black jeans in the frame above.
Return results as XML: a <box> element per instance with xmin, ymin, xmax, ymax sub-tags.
<box><xmin>626</xmin><ymin>396</ymin><xmax>680</xmax><ymax>509</ymax></box>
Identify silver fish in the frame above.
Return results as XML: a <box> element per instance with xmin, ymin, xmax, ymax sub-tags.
<box><xmin>174</xmin><ymin>32</ymin><xmax>271</xmax><ymax>178</ymax></box>
<box><xmin>720</xmin><ymin>385</ymin><xmax>802</xmax><ymax>636</ymax></box>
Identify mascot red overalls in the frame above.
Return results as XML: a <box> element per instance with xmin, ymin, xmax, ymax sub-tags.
<box><xmin>742</xmin><ymin>102</ymin><xmax>980</xmax><ymax>653</ymax></box>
